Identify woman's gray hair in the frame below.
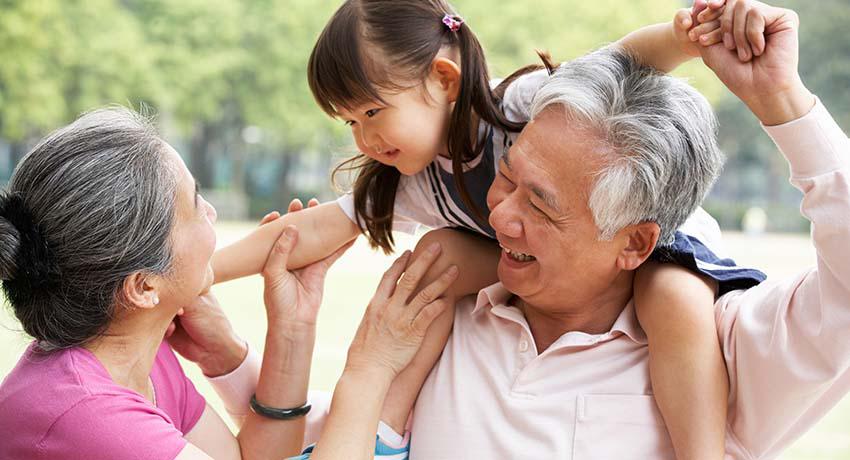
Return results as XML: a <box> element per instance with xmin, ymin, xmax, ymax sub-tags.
<box><xmin>530</xmin><ymin>48</ymin><xmax>724</xmax><ymax>245</ymax></box>
<box><xmin>0</xmin><ymin>107</ymin><xmax>178</xmax><ymax>351</ymax></box>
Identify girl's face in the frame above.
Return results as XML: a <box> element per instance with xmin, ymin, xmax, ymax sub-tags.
<box><xmin>339</xmin><ymin>75</ymin><xmax>455</xmax><ymax>176</ymax></box>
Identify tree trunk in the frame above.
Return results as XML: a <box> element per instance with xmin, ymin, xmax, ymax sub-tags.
<box><xmin>190</xmin><ymin>122</ymin><xmax>215</xmax><ymax>187</ymax></box>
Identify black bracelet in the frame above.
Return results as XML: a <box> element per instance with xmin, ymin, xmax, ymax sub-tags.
<box><xmin>249</xmin><ymin>394</ymin><xmax>312</xmax><ymax>420</ymax></box>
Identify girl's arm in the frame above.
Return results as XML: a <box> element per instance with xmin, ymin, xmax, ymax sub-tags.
<box><xmin>614</xmin><ymin>2</ymin><xmax>726</xmax><ymax>73</ymax></box>
<box><xmin>211</xmin><ymin>201</ymin><xmax>359</xmax><ymax>284</ymax></box>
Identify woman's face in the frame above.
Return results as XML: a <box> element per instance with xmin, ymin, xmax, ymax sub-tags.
<box><xmin>159</xmin><ymin>143</ymin><xmax>218</xmax><ymax>307</ymax></box>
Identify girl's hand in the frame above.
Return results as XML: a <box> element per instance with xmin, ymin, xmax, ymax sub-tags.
<box><xmin>262</xmin><ymin>225</ymin><xmax>353</xmax><ymax>332</ymax></box>
<box><xmin>345</xmin><ymin>244</ymin><xmax>458</xmax><ymax>379</ymax></box>
<box><xmin>674</xmin><ymin>0</ymin><xmax>726</xmax><ymax>56</ymax></box>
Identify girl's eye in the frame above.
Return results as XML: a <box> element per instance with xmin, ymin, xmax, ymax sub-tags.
<box><xmin>365</xmin><ymin>108</ymin><xmax>381</xmax><ymax>118</ymax></box>
<box><xmin>345</xmin><ymin>120</ymin><xmax>356</xmax><ymax>127</ymax></box>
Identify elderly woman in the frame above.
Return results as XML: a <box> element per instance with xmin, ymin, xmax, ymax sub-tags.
<box><xmin>0</xmin><ymin>108</ymin><xmax>454</xmax><ymax>460</ymax></box>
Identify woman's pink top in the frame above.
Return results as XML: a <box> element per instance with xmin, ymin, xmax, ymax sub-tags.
<box><xmin>0</xmin><ymin>341</ymin><xmax>206</xmax><ymax>460</ymax></box>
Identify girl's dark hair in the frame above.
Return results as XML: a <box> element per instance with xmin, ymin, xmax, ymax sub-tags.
<box><xmin>308</xmin><ymin>0</ymin><xmax>552</xmax><ymax>253</ymax></box>
<box><xmin>0</xmin><ymin>107</ymin><xmax>177</xmax><ymax>352</ymax></box>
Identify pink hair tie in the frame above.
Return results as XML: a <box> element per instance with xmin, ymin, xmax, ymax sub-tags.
<box><xmin>442</xmin><ymin>14</ymin><xmax>463</xmax><ymax>32</ymax></box>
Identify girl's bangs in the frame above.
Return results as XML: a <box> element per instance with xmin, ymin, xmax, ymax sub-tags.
<box><xmin>308</xmin><ymin>6</ymin><xmax>388</xmax><ymax>117</ymax></box>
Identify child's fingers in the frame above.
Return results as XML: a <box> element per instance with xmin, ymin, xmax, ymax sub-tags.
<box><xmin>689</xmin><ymin>20</ymin><xmax>721</xmax><ymax>42</ymax></box>
<box><xmin>698</xmin><ymin>28</ymin><xmax>724</xmax><ymax>47</ymax></box>
<box><xmin>307</xmin><ymin>198</ymin><xmax>320</xmax><ymax>208</ymax></box>
<box><xmin>746</xmin><ymin>8</ymin><xmax>766</xmax><ymax>56</ymax></box>
<box><xmin>733</xmin><ymin>0</ymin><xmax>752</xmax><ymax>61</ymax></box>
<box><xmin>697</xmin><ymin>2</ymin><xmax>724</xmax><ymax>23</ymax></box>
<box><xmin>706</xmin><ymin>0</ymin><xmax>726</xmax><ymax>11</ymax></box>
<box><xmin>674</xmin><ymin>8</ymin><xmax>692</xmax><ymax>42</ymax></box>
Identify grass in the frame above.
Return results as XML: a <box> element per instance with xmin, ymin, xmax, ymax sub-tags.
<box><xmin>1</xmin><ymin>222</ymin><xmax>848</xmax><ymax>459</ymax></box>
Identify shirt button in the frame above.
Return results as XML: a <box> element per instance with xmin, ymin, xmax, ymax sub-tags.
<box><xmin>518</xmin><ymin>340</ymin><xmax>529</xmax><ymax>353</ymax></box>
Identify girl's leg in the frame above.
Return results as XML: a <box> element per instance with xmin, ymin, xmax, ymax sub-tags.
<box><xmin>634</xmin><ymin>262</ymin><xmax>726</xmax><ymax>460</ymax></box>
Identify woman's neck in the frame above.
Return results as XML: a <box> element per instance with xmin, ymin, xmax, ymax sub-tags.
<box><xmin>83</xmin><ymin>307</ymin><xmax>173</xmax><ymax>399</ymax></box>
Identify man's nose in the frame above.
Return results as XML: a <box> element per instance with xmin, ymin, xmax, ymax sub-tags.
<box><xmin>489</xmin><ymin>197</ymin><xmax>523</xmax><ymax>239</ymax></box>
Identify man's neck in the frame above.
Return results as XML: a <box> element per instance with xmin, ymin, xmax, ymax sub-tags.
<box><xmin>517</xmin><ymin>272</ymin><xmax>634</xmax><ymax>353</ymax></box>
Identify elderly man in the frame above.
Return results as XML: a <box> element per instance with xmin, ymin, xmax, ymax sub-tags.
<box><xmin>182</xmin><ymin>2</ymin><xmax>848</xmax><ymax>459</ymax></box>
<box><xmin>404</xmin><ymin>3</ymin><xmax>848</xmax><ymax>459</ymax></box>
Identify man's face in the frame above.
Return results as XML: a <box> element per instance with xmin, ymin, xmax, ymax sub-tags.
<box><xmin>486</xmin><ymin>110</ymin><xmax>627</xmax><ymax>310</ymax></box>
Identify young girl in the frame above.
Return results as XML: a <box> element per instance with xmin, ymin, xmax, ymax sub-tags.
<box><xmin>213</xmin><ymin>1</ymin><xmax>764</xmax><ymax>458</ymax></box>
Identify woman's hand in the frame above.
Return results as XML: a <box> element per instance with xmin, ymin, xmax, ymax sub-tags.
<box><xmin>345</xmin><ymin>243</ymin><xmax>458</xmax><ymax>379</ymax></box>
<box><xmin>261</xmin><ymin>224</ymin><xmax>352</xmax><ymax>333</ymax></box>
<box><xmin>168</xmin><ymin>292</ymin><xmax>248</xmax><ymax>377</ymax></box>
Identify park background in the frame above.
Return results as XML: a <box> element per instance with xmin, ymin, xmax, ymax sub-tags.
<box><xmin>1</xmin><ymin>0</ymin><xmax>849</xmax><ymax>458</ymax></box>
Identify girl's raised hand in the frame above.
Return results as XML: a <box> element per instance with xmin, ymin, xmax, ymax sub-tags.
<box><xmin>345</xmin><ymin>244</ymin><xmax>458</xmax><ymax>379</ymax></box>
<box><xmin>673</xmin><ymin>1</ymin><xmax>725</xmax><ymax>57</ymax></box>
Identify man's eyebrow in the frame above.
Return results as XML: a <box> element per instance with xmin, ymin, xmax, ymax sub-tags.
<box><xmin>529</xmin><ymin>184</ymin><xmax>562</xmax><ymax>214</ymax></box>
<box><xmin>502</xmin><ymin>149</ymin><xmax>512</xmax><ymax>169</ymax></box>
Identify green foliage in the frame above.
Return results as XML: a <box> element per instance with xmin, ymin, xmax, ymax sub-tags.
<box><xmin>1</xmin><ymin>0</ymin><xmax>847</xmax><ymax>221</ymax></box>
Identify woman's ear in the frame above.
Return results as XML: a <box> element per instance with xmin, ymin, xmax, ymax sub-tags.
<box><xmin>430</xmin><ymin>57</ymin><xmax>462</xmax><ymax>102</ymax></box>
<box><xmin>122</xmin><ymin>272</ymin><xmax>160</xmax><ymax>310</ymax></box>
<box><xmin>615</xmin><ymin>222</ymin><xmax>661</xmax><ymax>271</ymax></box>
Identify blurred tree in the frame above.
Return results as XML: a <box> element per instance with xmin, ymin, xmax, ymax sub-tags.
<box><xmin>706</xmin><ymin>0</ymin><xmax>850</xmax><ymax>231</ymax></box>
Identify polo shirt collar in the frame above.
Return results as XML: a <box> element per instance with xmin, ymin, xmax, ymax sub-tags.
<box><xmin>471</xmin><ymin>283</ymin><xmax>648</xmax><ymax>346</ymax></box>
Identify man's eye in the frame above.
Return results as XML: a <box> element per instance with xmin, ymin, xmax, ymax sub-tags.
<box><xmin>365</xmin><ymin>108</ymin><xmax>381</xmax><ymax>118</ymax></box>
<box><xmin>528</xmin><ymin>200</ymin><xmax>546</xmax><ymax>216</ymax></box>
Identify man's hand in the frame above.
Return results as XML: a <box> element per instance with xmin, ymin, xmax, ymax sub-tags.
<box><xmin>697</xmin><ymin>0</ymin><xmax>815</xmax><ymax>125</ymax></box>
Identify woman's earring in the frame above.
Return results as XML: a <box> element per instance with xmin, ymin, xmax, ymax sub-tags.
<box><xmin>151</xmin><ymin>294</ymin><xmax>160</xmax><ymax>306</ymax></box>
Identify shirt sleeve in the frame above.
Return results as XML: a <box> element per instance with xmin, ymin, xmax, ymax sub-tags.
<box><xmin>499</xmin><ymin>69</ymin><xmax>550</xmax><ymax>124</ymax></box>
<box><xmin>206</xmin><ymin>342</ymin><xmax>261</xmax><ymax>426</ymax></box>
<box><xmin>40</xmin><ymin>395</ymin><xmax>187</xmax><ymax>460</ymax></box>
<box><xmin>715</xmin><ymin>99</ymin><xmax>850</xmax><ymax>459</ymax></box>
<box><xmin>335</xmin><ymin>190</ymin><xmax>421</xmax><ymax>235</ymax></box>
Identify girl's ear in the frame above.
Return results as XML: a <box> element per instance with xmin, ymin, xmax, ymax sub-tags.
<box><xmin>122</xmin><ymin>272</ymin><xmax>161</xmax><ymax>310</ymax></box>
<box><xmin>431</xmin><ymin>57</ymin><xmax>462</xmax><ymax>102</ymax></box>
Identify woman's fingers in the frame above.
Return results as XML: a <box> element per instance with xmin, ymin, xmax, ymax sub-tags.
<box><xmin>408</xmin><ymin>265</ymin><xmax>458</xmax><ymax>316</ymax></box>
<box><xmin>410</xmin><ymin>299</ymin><xmax>450</xmax><ymax>338</ymax></box>
<box><xmin>262</xmin><ymin>226</ymin><xmax>298</xmax><ymax>281</ymax></box>
<box><xmin>259</xmin><ymin>211</ymin><xmax>281</xmax><ymax>226</ymax></box>
<box><xmin>394</xmin><ymin>243</ymin><xmax>442</xmax><ymax>300</ymax></box>
<box><xmin>374</xmin><ymin>251</ymin><xmax>412</xmax><ymax>301</ymax></box>
<box><xmin>287</xmin><ymin>198</ymin><xmax>303</xmax><ymax>213</ymax></box>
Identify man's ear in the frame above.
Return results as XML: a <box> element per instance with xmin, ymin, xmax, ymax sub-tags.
<box><xmin>122</xmin><ymin>272</ymin><xmax>160</xmax><ymax>310</ymax></box>
<box><xmin>615</xmin><ymin>222</ymin><xmax>660</xmax><ymax>271</ymax></box>
<box><xmin>430</xmin><ymin>57</ymin><xmax>462</xmax><ymax>102</ymax></box>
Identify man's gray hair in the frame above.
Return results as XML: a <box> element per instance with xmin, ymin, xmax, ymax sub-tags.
<box><xmin>530</xmin><ymin>49</ymin><xmax>724</xmax><ymax>244</ymax></box>
<box><xmin>0</xmin><ymin>107</ymin><xmax>178</xmax><ymax>351</ymax></box>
